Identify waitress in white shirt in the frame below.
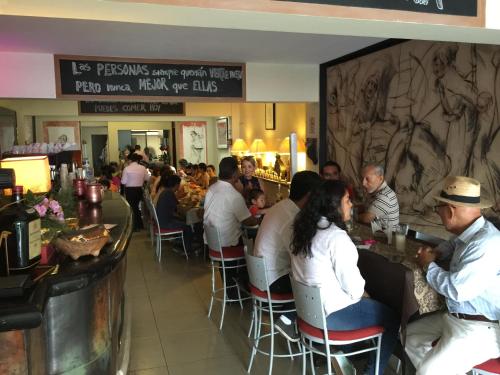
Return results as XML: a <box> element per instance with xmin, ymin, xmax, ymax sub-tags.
<box><xmin>121</xmin><ymin>153</ymin><xmax>150</xmax><ymax>231</ymax></box>
<box><xmin>290</xmin><ymin>180</ymin><xmax>399</xmax><ymax>375</ymax></box>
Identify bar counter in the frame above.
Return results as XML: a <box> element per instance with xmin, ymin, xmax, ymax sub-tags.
<box><xmin>0</xmin><ymin>191</ymin><xmax>133</xmax><ymax>375</ymax></box>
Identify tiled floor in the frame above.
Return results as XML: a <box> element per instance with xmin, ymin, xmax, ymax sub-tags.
<box><xmin>126</xmin><ymin>230</ymin><xmax>400</xmax><ymax>375</ymax></box>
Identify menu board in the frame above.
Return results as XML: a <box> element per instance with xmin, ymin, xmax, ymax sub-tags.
<box><xmin>276</xmin><ymin>0</ymin><xmax>477</xmax><ymax>16</ymax></box>
<box><xmin>79</xmin><ymin>101</ymin><xmax>185</xmax><ymax>115</ymax></box>
<box><xmin>55</xmin><ymin>55</ymin><xmax>246</xmax><ymax>101</ymax></box>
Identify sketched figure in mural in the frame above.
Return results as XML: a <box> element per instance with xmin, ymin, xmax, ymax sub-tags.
<box><xmin>190</xmin><ymin>130</ymin><xmax>204</xmax><ymax>163</ymax></box>
<box><xmin>350</xmin><ymin>56</ymin><xmax>397</xmax><ymax>174</ymax></box>
<box><xmin>433</xmin><ymin>44</ymin><xmax>477</xmax><ymax>175</ymax></box>
<box><xmin>469</xmin><ymin>49</ymin><xmax>500</xmax><ymax>211</ymax></box>
<box><xmin>327</xmin><ymin>67</ymin><xmax>352</xmax><ymax>182</ymax></box>
<box><xmin>326</xmin><ymin>41</ymin><xmax>500</xmax><ymax>224</ymax></box>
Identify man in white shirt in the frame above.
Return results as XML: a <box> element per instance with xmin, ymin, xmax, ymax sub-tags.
<box><xmin>121</xmin><ymin>153</ymin><xmax>150</xmax><ymax>231</ymax></box>
<box><xmin>204</xmin><ymin>157</ymin><xmax>259</xmax><ymax>296</ymax></box>
<box><xmin>253</xmin><ymin>170</ymin><xmax>321</xmax><ymax>342</ymax></box>
<box><xmin>254</xmin><ymin>171</ymin><xmax>321</xmax><ymax>293</ymax></box>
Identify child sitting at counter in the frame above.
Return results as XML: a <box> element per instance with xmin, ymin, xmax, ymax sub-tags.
<box><xmin>248</xmin><ymin>189</ymin><xmax>269</xmax><ymax>217</ymax></box>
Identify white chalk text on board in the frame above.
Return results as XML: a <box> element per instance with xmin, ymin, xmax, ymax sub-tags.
<box><xmin>275</xmin><ymin>0</ymin><xmax>477</xmax><ymax>16</ymax></box>
<box><xmin>55</xmin><ymin>56</ymin><xmax>246</xmax><ymax>101</ymax></box>
<box><xmin>79</xmin><ymin>101</ymin><xmax>185</xmax><ymax>115</ymax></box>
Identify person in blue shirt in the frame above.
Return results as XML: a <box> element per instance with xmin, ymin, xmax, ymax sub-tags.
<box><xmin>406</xmin><ymin>176</ymin><xmax>500</xmax><ymax>375</ymax></box>
<box><xmin>155</xmin><ymin>175</ymin><xmax>193</xmax><ymax>254</ymax></box>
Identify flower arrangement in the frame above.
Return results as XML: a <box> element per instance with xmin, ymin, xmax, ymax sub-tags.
<box><xmin>34</xmin><ymin>197</ymin><xmax>65</xmax><ymax>222</ymax></box>
<box><xmin>25</xmin><ymin>188</ymin><xmax>76</xmax><ymax>243</ymax></box>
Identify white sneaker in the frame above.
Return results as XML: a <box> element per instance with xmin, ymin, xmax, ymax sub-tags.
<box><xmin>331</xmin><ymin>351</ymin><xmax>357</xmax><ymax>375</ymax></box>
<box><xmin>275</xmin><ymin>316</ymin><xmax>300</xmax><ymax>342</ymax></box>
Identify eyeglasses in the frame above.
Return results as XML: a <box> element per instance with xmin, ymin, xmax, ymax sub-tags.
<box><xmin>433</xmin><ymin>204</ymin><xmax>448</xmax><ymax>213</ymax></box>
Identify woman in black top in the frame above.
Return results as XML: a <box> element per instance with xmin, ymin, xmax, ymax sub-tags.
<box><xmin>238</xmin><ymin>156</ymin><xmax>261</xmax><ymax>201</ymax></box>
<box><xmin>155</xmin><ymin>175</ymin><xmax>193</xmax><ymax>253</ymax></box>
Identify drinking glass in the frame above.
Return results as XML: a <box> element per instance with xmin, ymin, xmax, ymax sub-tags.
<box><xmin>395</xmin><ymin>223</ymin><xmax>409</xmax><ymax>252</ymax></box>
<box><xmin>382</xmin><ymin>219</ymin><xmax>392</xmax><ymax>245</ymax></box>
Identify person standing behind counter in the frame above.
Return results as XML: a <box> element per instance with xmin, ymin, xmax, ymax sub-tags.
<box><xmin>237</xmin><ymin>156</ymin><xmax>261</xmax><ymax>197</ymax></box>
<box><xmin>121</xmin><ymin>153</ymin><xmax>150</xmax><ymax>231</ymax></box>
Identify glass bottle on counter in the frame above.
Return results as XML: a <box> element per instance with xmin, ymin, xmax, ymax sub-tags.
<box><xmin>0</xmin><ymin>186</ymin><xmax>42</xmax><ymax>270</ymax></box>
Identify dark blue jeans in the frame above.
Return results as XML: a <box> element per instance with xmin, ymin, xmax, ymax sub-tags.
<box><xmin>326</xmin><ymin>298</ymin><xmax>399</xmax><ymax>375</ymax></box>
<box><xmin>162</xmin><ymin>219</ymin><xmax>193</xmax><ymax>252</ymax></box>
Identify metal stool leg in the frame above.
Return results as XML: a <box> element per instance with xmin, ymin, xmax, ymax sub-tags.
<box><xmin>207</xmin><ymin>261</ymin><xmax>215</xmax><ymax>318</ymax></box>
<box><xmin>219</xmin><ymin>264</ymin><xmax>227</xmax><ymax>330</ymax></box>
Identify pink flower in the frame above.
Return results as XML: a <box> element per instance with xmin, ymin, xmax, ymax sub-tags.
<box><xmin>34</xmin><ymin>204</ymin><xmax>47</xmax><ymax>217</ymax></box>
<box><xmin>56</xmin><ymin>211</ymin><xmax>65</xmax><ymax>221</ymax></box>
<box><xmin>42</xmin><ymin>197</ymin><xmax>49</xmax><ymax>206</ymax></box>
<box><xmin>49</xmin><ymin>200</ymin><xmax>62</xmax><ymax>214</ymax></box>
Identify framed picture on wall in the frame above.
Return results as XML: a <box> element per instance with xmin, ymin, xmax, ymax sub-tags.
<box><xmin>265</xmin><ymin>103</ymin><xmax>276</xmax><ymax>130</ymax></box>
<box><xmin>216</xmin><ymin>117</ymin><xmax>229</xmax><ymax>149</ymax></box>
<box><xmin>42</xmin><ymin>121</ymin><xmax>81</xmax><ymax>150</ymax></box>
<box><xmin>179</xmin><ymin>121</ymin><xmax>207</xmax><ymax>164</ymax></box>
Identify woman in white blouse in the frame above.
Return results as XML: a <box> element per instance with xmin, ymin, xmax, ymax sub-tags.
<box><xmin>290</xmin><ymin>180</ymin><xmax>399</xmax><ymax>375</ymax></box>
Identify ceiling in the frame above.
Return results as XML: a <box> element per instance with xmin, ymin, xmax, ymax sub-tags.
<box><xmin>0</xmin><ymin>15</ymin><xmax>382</xmax><ymax>64</ymax></box>
<box><xmin>1</xmin><ymin>0</ymin><xmax>500</xmax><ymax>66</ymax></box>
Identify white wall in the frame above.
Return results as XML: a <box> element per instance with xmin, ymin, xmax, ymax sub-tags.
<box><xmin>0</xmin><ymin>53</ymin><xmax>56</xmax><ymax>98</ymax></box>
<box><xmin>246</xmin><ymin>63</ymin><xmax>319</xmax><ymax>102</ymax></box>
<box><xmin>486</xmin><ymin>0</ymin><xmax>500</xmax><ymax>30</ymax></box>
<box><xmin>0</xmin><ymin>52</ymin><xmax>319</xmax><ymax>102</ymax></box>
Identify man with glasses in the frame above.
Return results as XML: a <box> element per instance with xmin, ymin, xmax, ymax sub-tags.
<box><xmin>405</xmin><ymin>176</ymin><xmax>500</xmax><ymax>375</ymax></box>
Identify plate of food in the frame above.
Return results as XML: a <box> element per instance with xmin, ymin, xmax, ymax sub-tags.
<box><xmin>53</xmin><ymin>225</ymin><xmax>111</xmax><ymax>260</ymax></box>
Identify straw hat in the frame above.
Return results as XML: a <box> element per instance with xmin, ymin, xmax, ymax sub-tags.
<box><xmin>434</xmin><ymin>176</ymin><xmax>492</xmax><ymax>208</ymax></box>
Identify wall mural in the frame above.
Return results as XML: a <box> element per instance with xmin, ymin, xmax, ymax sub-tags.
<box><xmin>323</xmin><ymin>39</ymin><xmax>500</xmax><ymax>231</ymax></box>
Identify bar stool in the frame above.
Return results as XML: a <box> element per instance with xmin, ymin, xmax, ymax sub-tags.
<box><xmin>291</xmin><ymin>277</ymin><xmax>385</xmax><ymax>375</ymax></box>
<box><xmin>472</xmin><ymin>358</ymin><xmax>500</xmax><ymax>374</ymax></box>
<box><xmin>145</xmin><ymin>196</ymin><xmax>188</xmax><ymax>261</ymax></box>
<box><xmin>245</xmin><ymin>251</ymin><xmax>301</xmax><ymax>375</ymax></box>
<box><xmin>205</xmin><ymin>224</ymin><xmax>249</xmax><ymax>330</ymax></box>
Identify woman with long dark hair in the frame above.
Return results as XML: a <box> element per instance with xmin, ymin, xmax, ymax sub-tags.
<box><xmin>291</xmin><ymin>180</ymin><xmax>399</xmax><ymax>375</ymax></box>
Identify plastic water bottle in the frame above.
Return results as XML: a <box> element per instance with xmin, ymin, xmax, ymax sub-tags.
<box><xmin>82</xmin><ymin>159</ymin><xmax>94</xmax><ymax>183</ymax></box>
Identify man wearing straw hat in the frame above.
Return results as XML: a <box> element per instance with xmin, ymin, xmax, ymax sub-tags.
<box><xmin>405</xmin><ymin>176</ymin><xmax>500</xmax><ymax>375</ymax></box>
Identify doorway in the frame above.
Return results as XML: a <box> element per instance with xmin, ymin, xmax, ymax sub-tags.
<box><xmin>91</xmin><ymin>134</ymin><xmax>108</xmax><ymax>174</ymax></box>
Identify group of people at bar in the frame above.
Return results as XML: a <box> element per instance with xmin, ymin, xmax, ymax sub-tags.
<box><xmin>114</xmin><ymin>144</ymin><xmax>498</xmax><ymax>374</ymax></box>
<box><xmin>202</xmin><ymin>156</ymin><xmax>499</xmax><ymax>375</ymax></box>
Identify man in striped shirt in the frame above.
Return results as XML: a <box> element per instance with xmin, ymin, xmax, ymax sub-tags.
<box><xmin>358</xmin><ymin>164</ymin><xmax>399</xmax><ymax>229</ymax></box>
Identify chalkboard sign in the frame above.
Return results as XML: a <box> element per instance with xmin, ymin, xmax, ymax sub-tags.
<box><xmin>277</xmin><ymin>0</ymin><xmax>477</xmax><ymax>16</ymax></box>
<box><xmin>79</xmin><ymin>101</ymin><xmax>185</xmax><ymax>115</ymax></box>
<box><xmin>55</xmin><ymin>56</ymin><xmax>246</xmax><ymax>101</ymax></box>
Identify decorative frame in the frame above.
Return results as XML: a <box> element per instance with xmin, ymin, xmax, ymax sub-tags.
<box><xmin>42</xmin><ymin>121</ymin><xmax>81</xmax><ymax>150</ymax></box>
<box><xmin>265</xmin><ymin>103</ymin><xmax>276</xmax><ymax>130</ymax></box>
<box><xmin>216</xmin><ymin>117</ymin><xmax>229</xmax><ymax>149</ymax></box>
<box><xmin>178</xmin><ymin>121</ymin><xmax>208</xmax><ymax>163</ymax></box>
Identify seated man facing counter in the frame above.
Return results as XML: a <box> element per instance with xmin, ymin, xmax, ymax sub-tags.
<box><xmin>358</xmin><ymin>164</ymin><xmax>399</xmax><ymax>228</ymax></box>
<box><xmin>254</xmin><ymin>171</ymin><xmax>321</xmax><ymax>292</ymax></box>
<box><xmin>321</xmin><ymin>160</ymin><xmax>342</xmax><ymax>181</ymax></box>
<box><xmin>406</xmin><ymin>176</ymin><xmax>500</xmax><ymax>375</ymax></box>
<box><xmin>203</xmin><ymin>157</ymin><xmax>259</xmax><ymax>297</ymax></box>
